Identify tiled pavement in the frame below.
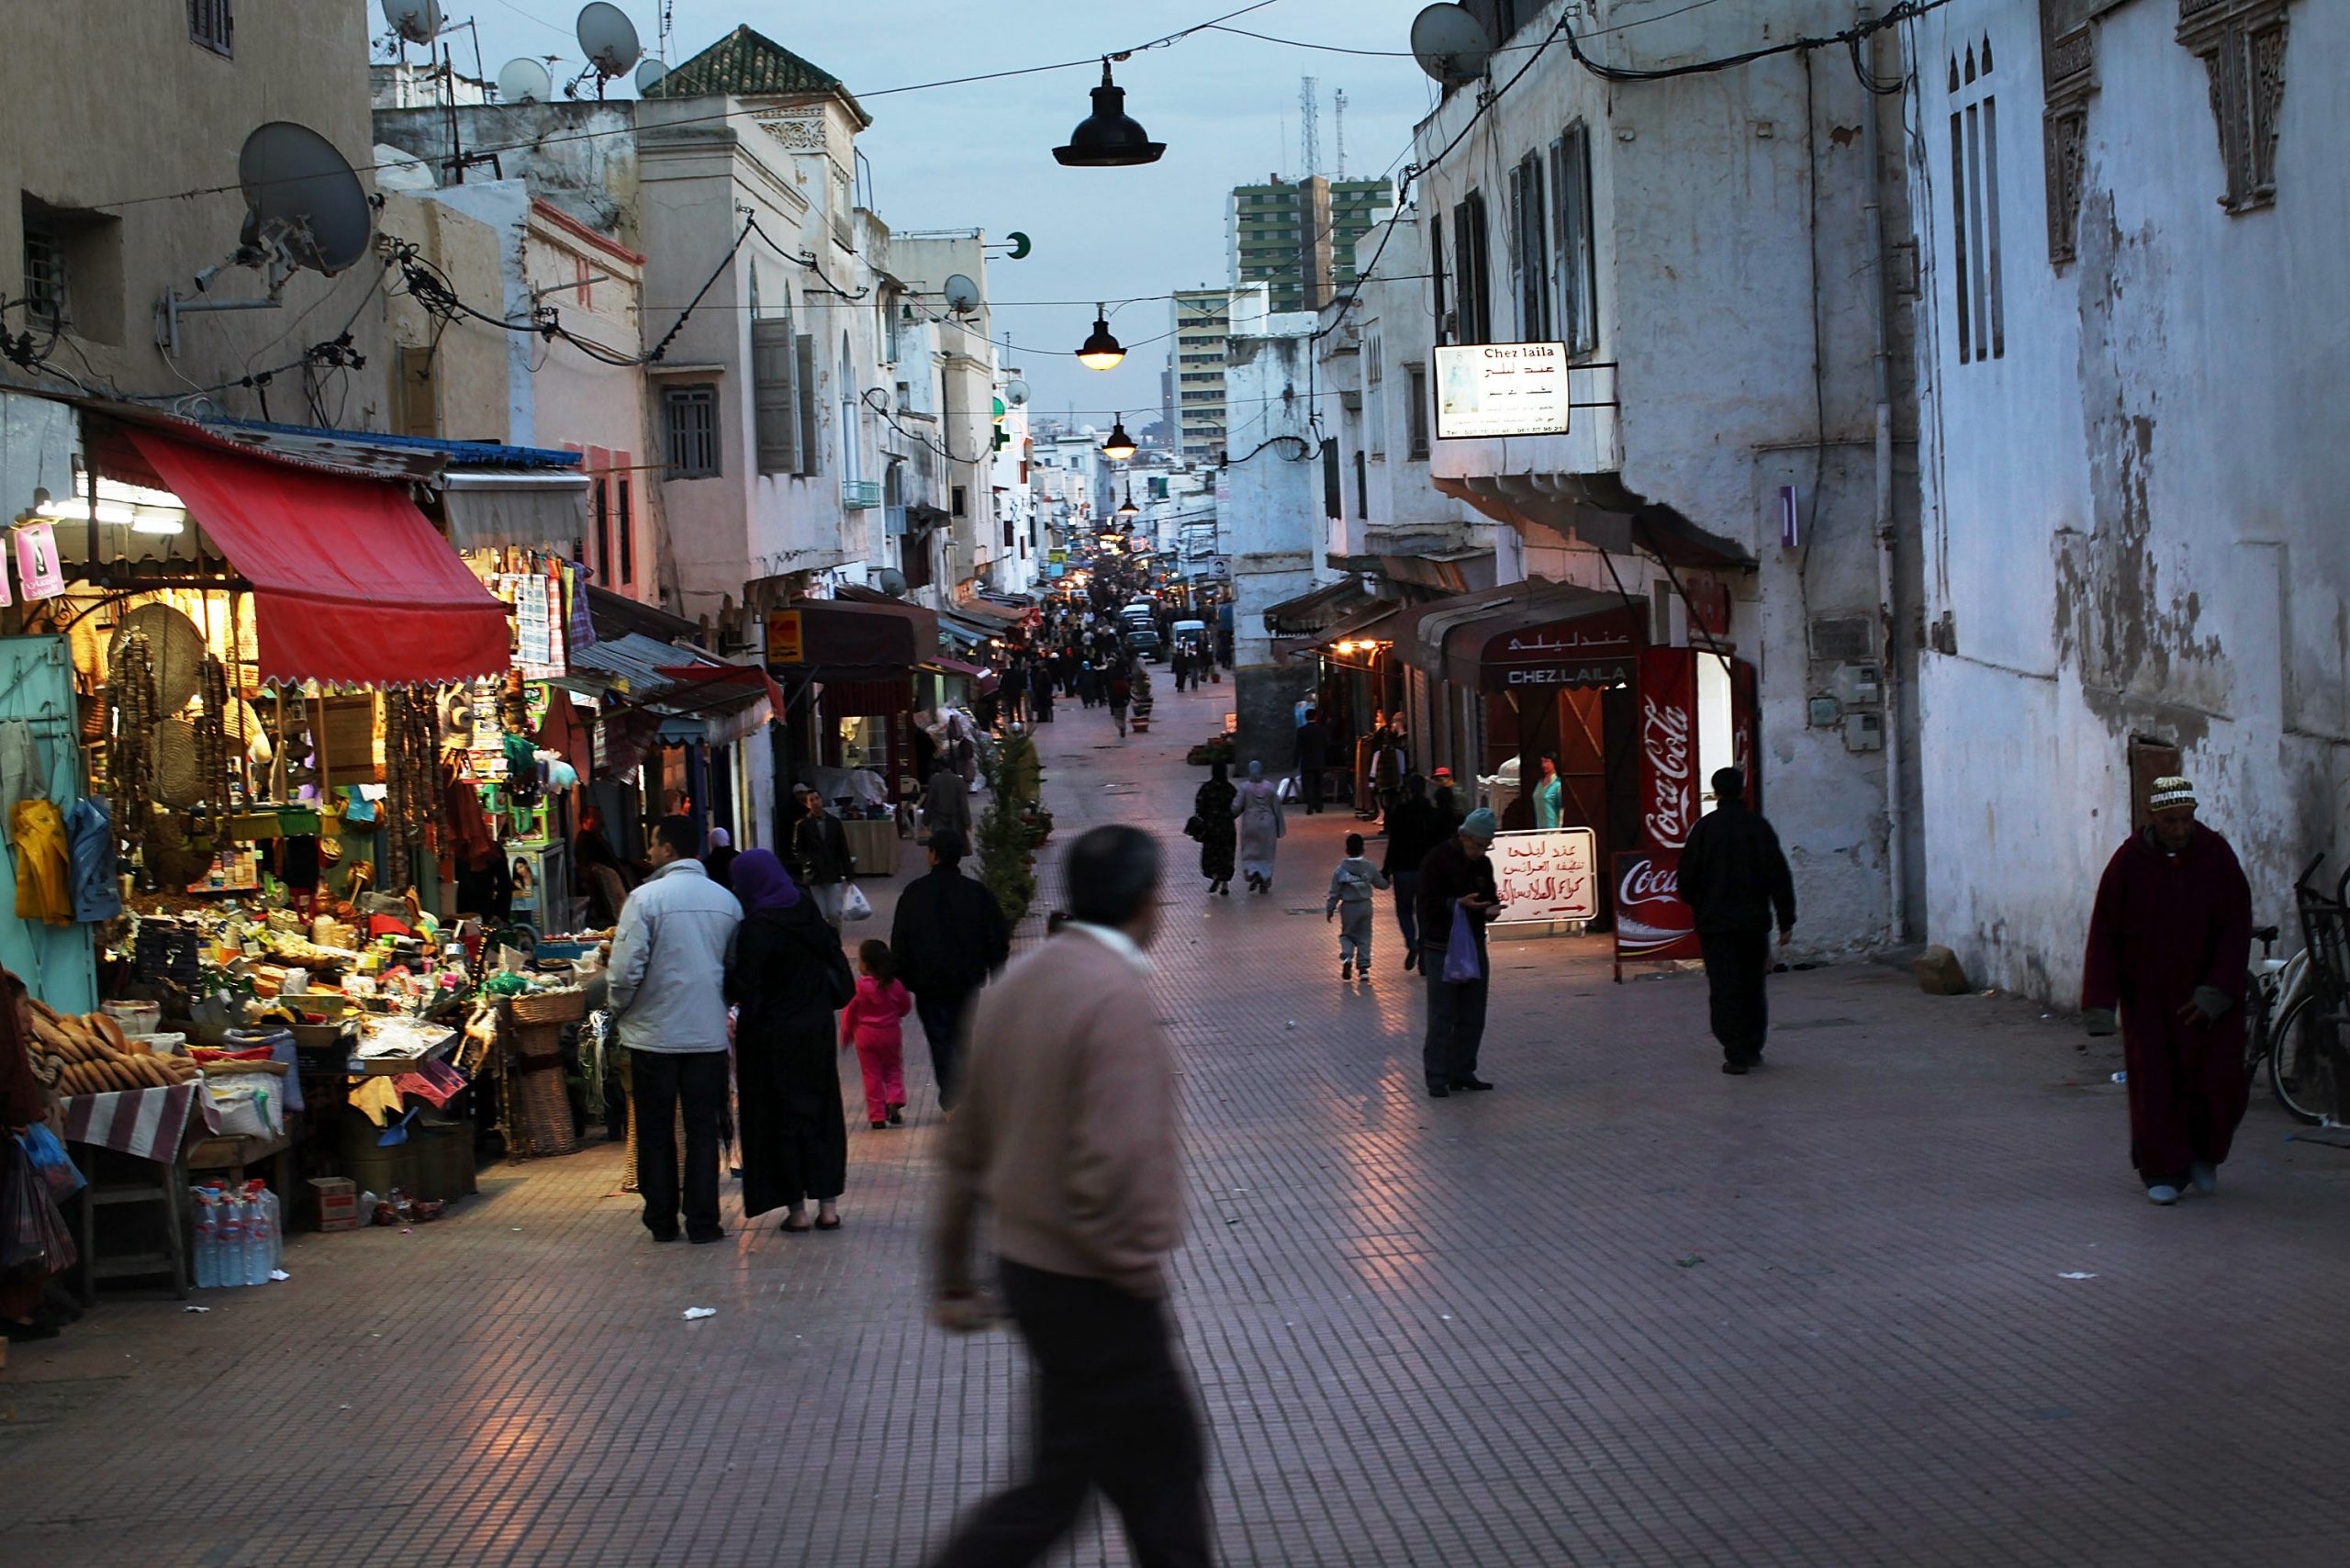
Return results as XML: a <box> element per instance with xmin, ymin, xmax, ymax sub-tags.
<box><xmin>8</xmin><ymin>677</ymin><xmax>2350</xmax><ymax>1566</ymax></box>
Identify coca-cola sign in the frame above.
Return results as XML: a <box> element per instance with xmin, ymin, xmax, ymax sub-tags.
<box><xmin>1613</xmin><ymin>850</ymin><xmax>1702</xmax><ymax>967</ymax></box>
<box><xmin>1638</xmin><ymin>647</ymin><xmax>1699</xmax><ymax>852</ymax></box>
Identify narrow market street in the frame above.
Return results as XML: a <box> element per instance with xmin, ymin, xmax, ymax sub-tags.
<box><xmin>8</xmin><ymin>676</ymin><xmax>2350</xmax><ymax>1568</ymax></box>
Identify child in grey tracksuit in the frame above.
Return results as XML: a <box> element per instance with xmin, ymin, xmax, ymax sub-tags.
<box><xmin>1326</xmin><ymin>833</ymin><xmax>1392</xmax><ymax>981</ymax></box>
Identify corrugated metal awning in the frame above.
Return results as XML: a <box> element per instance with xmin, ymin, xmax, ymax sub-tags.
<box><xmin>440</xmin><ymin>469</ymin><xmax>591</xmax><ymax>550</ymax></box>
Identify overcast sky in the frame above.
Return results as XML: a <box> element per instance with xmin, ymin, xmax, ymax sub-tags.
<box><xmin>432</xmin><ymin>0</ymin><xmax>1438</xmax><ymax>426</ymax></box>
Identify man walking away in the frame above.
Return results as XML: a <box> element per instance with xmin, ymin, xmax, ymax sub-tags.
<box><xmin>928</xmin><ymin>825</ymin><xmax>1210</xmax><ymax>1568</ymax></box>
<box><xmin>1295</xmin><ymin>707</ymin><xmax>1332</xmax><ymax>814</ymax></box>
<box><xmin>1107</xmin><ymin>670</ymin><xmax>1133</xmax><ymax>738</ymax></box>
<box><xmin>609</xmin><ymin>816</ymin><xmax>743</xmax><ymax>1244</ymax></box>
<box><xmin>2081</xmin><ymin>775</ymin><xmax>2254</xmax><ymax>1204</ymax></box>
<box><xmin>1326</xmin><ymin>832</ymin><xmax>1391</xmax><ymax>982</ymax></box>
<box><xmin>1675</xmin><ymin>767</ymin><xmax>1796</xmax><ymax>1075</ymax></box>
<box><xmin>1382</xmin><ymin>774</ymin><xmax>1445</xmax><ymax>972</ymax></box>
<box><xmin>1416</xmin><ymin>807</ymin><xmax>1505</xmax><ymax>1096</ymax></box>
<box><xmin>793</xmin><ymin>784</ymin><xmax>856</xmax><ymax>924</ymax></box>
<box><xmin>890</xmin><ymin>828</ymin><xmax>1013</xmax><ymax>1112</ymax></box>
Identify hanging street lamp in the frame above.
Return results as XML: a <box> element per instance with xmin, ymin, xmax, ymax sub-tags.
<box><xmin>1102</xmin><ymin>416</ymin><xmax>1137</xmax><ymax>461</ymax></box>
<box><xmin>1077</xmin><ymin>305</ymin><xmax>1125</xmax><ymax>371</ymax></box>
<box><xmin>1117</xmin><ymin>485</ymin><xmax>1140</xmax><ymax>519</ymax></box>
<box><xmin>1053</xmin><ymin>58</ymin><xmax>1167</xmax><ymax>168</ymax></box>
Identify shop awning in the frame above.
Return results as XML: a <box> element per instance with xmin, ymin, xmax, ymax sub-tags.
<box><xmin>927</xmin><ymin>656</ymin><xmax>1001</xmax><ymax>695</ymax></box>
<box><xmin>1430</xmin><ymin>475</ymin><xmax>1754</xmax><ymax>570</ymax></box>
<box><xmin>440</xmin><ymin>469</ymin><xmax>591</xmax><ymax>551</ymax></box>
<box><xmin>1261</xmin><ymin>577</ymin><xmax>1370</xmax><ymax>635</ymax></box>
<box><xmin>950</xmin><ymin>595</ymin><xmax>1027</xmax><ymax>629</ymax></box>
<box><xmin>1395</xmin><ymin>579</ymin><xmax>1648</xmax><ymax>692</ymax></box>
<box><xmin>1310</xmin><ymin>599</ymin><xmax>1403</xmax><ymax>651</ymax></box>
<box><xmin>765</xmin><ymin>599</ymin><xmax>938</xmax><ymax>681</ymax></box>
<box><xmin>124</xmin><ymin>427</ymin><xmax>509</xmax><ymax>687</ymax></box>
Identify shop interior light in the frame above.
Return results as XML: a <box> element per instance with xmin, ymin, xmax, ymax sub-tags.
<box><xmin>130</xmin><ymin>508</ymin><xmax>187</xmax><ymax>536</ymax></box>
<box><xmin>1053</xmin><ymin>58</ymin><xmax>1167</xmax><ymax>169</ymax></box>
<box><xmin>1077</xmin><ymin>306</ymin><xmax>1125</xmax><ymax>371</ymax></box>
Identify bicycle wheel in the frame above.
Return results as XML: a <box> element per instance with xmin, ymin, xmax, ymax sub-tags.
<box><xmin>2244</xmin><ymin>988</ymin><xmax>2275</xmax><ymax>1087</ymax></box>
<box><xmin>2270</xmin><ymin>993</ymin><xmax>2333</xmax><ymax>1126</ymax></box>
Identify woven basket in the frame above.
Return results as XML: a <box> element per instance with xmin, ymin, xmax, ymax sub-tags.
<box><xmin>111</xmin><ymin>604</ymin><xmax>209</xmax><ymax>713</ymax></box>
<box><xmin>506</xmin><ymin>1022</ymin><xmax>577</xmax><ymax>1158</ymax></box>
<box><xmin>508</xmin><ymin>987</ymin><xmax>587</xmax><ymax>1025</ymax></box>
<box><xmin>154</xmin><ymin>717</ymin><xmax>204</xmax><ymax>807</ymax></box>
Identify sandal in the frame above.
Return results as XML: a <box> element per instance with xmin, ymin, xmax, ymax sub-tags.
<box><xmin>779</xmin><ymin>1215</ymin><xmax>812</xmax><ymax>1234</ymax></box>
<box><xmin>814</xmin><ymin>1215</ymin><xmax>842</xmax><ymax>1231</ymax></box>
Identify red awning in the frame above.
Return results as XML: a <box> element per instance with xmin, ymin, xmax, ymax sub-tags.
<box><xmin>652</xmin><ymin>664</ymin><xmax>787</xmax><ymax>714</ymax></box>
<box><xmin>126</xmin><ymin>428</ymin><xmax>509</xmax><ymax>687</ymax></box>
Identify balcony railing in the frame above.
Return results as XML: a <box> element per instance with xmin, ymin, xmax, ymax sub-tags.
<box><xmin>843</xmin><ymin>479</ymin><xmax>883</xmax><ymax>510</ymax></box>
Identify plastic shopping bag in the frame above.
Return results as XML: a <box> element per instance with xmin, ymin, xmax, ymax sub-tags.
<box><xmin>4</xmin><ymin>1135</ymin><xmax>77</xmax><ymax>1281</ymax></box>
<box><xmin>21</xmin><ymin>1124</ymin><xmax>85</xmax><ymax>1203</ymax></box>
<box><xmin>841</xmin><ymin>882</ymin><xmax>875</xmax><ymax>924</ymax></box>
<box><xmin>1441</xmin><ymin>905</ymin><xmax>1484</xmax><ymax>984</ymax></box>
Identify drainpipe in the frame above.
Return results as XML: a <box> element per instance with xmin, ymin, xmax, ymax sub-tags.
<box><xmin>1859</xmin><ymin>6</ymin><xmax>1908</xmax><ymax>945</ymax></box>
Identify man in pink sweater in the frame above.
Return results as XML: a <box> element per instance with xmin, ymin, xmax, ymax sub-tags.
<box><xmin>927</xmin><ymin>825</ymin><xmax>1206</xmax><ymax>1568</ymax></box>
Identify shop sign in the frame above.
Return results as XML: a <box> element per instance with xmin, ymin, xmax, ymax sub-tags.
<box><xmin>1483</xmin><ymin>611</ymin><xmax>1640</xmax><ymax>691</ymax></box>
<box><xmin>766</xmin><ymin>609</ymin><xmax>804</xmax><ymax>667</ymax></box>
<box><xmin>1613</xmin><ymin>850</ymin><xmax>1702</xmax><ymax>964</ymax></box>
<box><xmin>1047</xmin><ymin>549</ymin><xmax>1067</xmax><ymax>565</ymax></box>
<box><xmin>11</xmin><ymin>521</ymin><xmax>66</xmax><ymax>601</ymax></box>
<box><xmin>1638</xmin><ymin>647</ymin><xmax>1699</xmax><ymax>852</ymax></box>
<box><xmin>1489</xmin><ymin>828</ymin><xmax>1597</xmax><ymax>925</ymax></box>
<box><xmin>1433</xmin><ymin>342</ymin><xmax>1571</xmax><ymax>440</ymax></box>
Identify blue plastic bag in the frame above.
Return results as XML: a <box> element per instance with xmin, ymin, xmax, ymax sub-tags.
<box><xmin>1441</xmin><ymin>904</ymin><xmax>1483</xmax><ymax>983</ymax></box>
<box><xmin>20</xmin><ymin>1124</ymin><xmax>85</xmax><ymax>1203</ymax></box>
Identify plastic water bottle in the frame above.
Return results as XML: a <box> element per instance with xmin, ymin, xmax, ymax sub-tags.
<box><xmin>191</xmin><ymin>1190</ymin><xmax>218</xmax><ymax>1288</ymax></box>
<box><xmin>214</xmin><ymin>1193</ymin><xmax>246</xmax><ymax>1288</ymax></box>
<box><xmin>263</xmin><ymin>1187</ymin><xmax>284</xmax><ymax>1273</ymax></box>
<box><xmin>244</xmin><ymin>1181</ymin><xmax>274</xmax><ymax>1286</ymax></box>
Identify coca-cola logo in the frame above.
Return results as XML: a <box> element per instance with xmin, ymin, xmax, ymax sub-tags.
<box><xmin>1641</xmin><ymin>694</ymin><xmax>1695</xmax><ymax>847</ymax></box>
<box><xmin>1617</xmin><ymin>856</ymin><xmax>1680</xmax><ymax>908</ymax></box>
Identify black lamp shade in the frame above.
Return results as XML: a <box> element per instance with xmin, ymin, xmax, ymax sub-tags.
<box><xmin>1077</xmin><ymin>308</ymin><xmax>1125</xmax><ymax>371</ymax></box>
<box><xmin>1054</xmin><ymin>61</ymin><xmax>1167</xmax><ymax>168</ymax></box>
<box><xmin>1102</xmin><ymin>420</ymin><xmax>1136</xmax><ymax>460</ymax></box>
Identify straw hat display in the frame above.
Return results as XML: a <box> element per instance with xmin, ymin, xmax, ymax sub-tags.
<box><xmin>153</xmin><ymin>717</ymin><xmax>205</xmax><ymax>808</ymax></box>
<box><xmin>109</xmin><ymin>604</ymin><xmax>208</xmax><ymax>713</ymax></box>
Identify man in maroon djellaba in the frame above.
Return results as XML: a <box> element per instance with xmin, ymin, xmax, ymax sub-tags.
<box><xmin>2080</xmin><ymin>775</ymin><xmax>2254</xmax><ymax>1205</ymax></box>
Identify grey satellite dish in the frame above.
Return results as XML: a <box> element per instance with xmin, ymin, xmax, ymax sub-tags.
<box><xmin>238</xmin><ymin>122</ymin><xmax>373</xmax><ymax>276</ymax></box>
<box><xmin>942</xmin><ymin>274</ymin><xmax>982</xmax><ymax>314</ymax></box>
<box><xmin>498</xmin><ymin>57</ymin><xmax>554</xmax><ymax>103</ymax></box>
<box><xmin>873</xmin><ymin>567</ymin><xmax>909</xmax><ymax>598</ymax></box>
<box><xmin>576</xmin><ymin>3</ymin><xmax>643</xmax><ymax>80</ymax></box>
<box><xmin>1410</xmin><ymin>4</ymin><xmax>1496</xmax><ymax>84</ymax></box>
<box><xmin>1003</xmin><ymin>377</ymin><xmax>1030</xmax><ymax>408</ymax></box>
<box><xmin>383</xmin><ymin>0</ymin><xmax>443</xmax><ymax>45</ymax></box>
<box><xmin>635</xmin><ymin>58</ymin><xmax>668</xmax><ymax>95</ymax></box>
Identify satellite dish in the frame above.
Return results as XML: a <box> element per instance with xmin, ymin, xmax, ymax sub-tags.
<box><xmin>1004</xmin><ymin>378</ymin><xmax>1031</xmax><ymax>408</ymax></box>
<box><xmin>1410</xmin><ymin>4</ymin><xmax>1496</xmax><ymax>84</ymax></box>
<box><xmin>576</xmin><ymin>3</ymin><xmax>643</xmax><ymax>80</ymax></box>
<box><xmin>942</xmin><ymin>274</ymin><xmax>982</xmax><ymax>314</ymax></box>
<box><xmin>383</xmin><ymin>0</ymin><xmax>443</xmax><ymax>45</ymax></box>
<box><xmin>237</xmin><ymin>123</ymin><xmax>373</xmax><ymax>276</ymax></box>
<box><xmin>498</xmin><ymin>57</ymin><xmax>554</xmax><ymax>103</ymax></box>
<box><xmin>634</xmin><ymin>58</ymin><xmax>668</xmax><ymax>95</ymax></box>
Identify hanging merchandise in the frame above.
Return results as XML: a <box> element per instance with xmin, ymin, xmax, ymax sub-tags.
<box><xmin>63</xmin><ymin>797</ymin><xmax>122</xmax><ymax>924</ymax></box>
<box><xmin>12</xmin><ymin>520</ymin><xmax>67</xmax><ymax>600</ymax></box>
<box><xmin>12</xmin><ymin>798</ymin><xmax>72</xmax><ymax>924</ymax></box>
<box><xmin>0</xmin><ymin>719</ymin><xmax>42</xmax><ymax>843</ymax></box>
<box><xmin>108</xmin><ymin>631</ymin><xmax>157</xmax><ymax>838</ymax></box>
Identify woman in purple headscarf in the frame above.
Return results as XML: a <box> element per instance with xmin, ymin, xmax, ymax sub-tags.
<box><xmin>726</xmin><ymin>849</ymin><xmax>856</xmax><ymax>1230</ymax></box>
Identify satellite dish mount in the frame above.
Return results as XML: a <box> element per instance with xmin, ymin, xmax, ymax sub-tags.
<box><xmin>157</xmin><ymin>122</ymin><xmax>373</xmax><ymax>353</ymax></box>
<box><xmin>573</xmin><ymin>4</ymin><xmax>643</xmax><ymax>100</ymax></box>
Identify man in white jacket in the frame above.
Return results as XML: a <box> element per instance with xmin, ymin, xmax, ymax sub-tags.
<box><xmin>609</xmin><ymin>816</ymin><xmax>742</xmax><ymax>1244</ymax></box>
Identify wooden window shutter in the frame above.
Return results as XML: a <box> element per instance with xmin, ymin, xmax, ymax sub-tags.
<box><xmin>752</xmin><ymin>318</ymin><xmax>800</xmax><ymax>475</ymax></box>
<box><xmin>794</xmin><ymin>333</ymin><xmax>820</xmax><ymax>476</ymax></box>
<box><xmin>396</xmin><ymin>345</ymin><xmax>437</xmax><ymax>437</ymax></box>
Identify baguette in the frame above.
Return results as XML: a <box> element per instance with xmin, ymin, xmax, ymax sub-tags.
<box><xmin>87</xmin><ymin>1014</ymin><xmax>132</xmax><ymax>1053</ymax></box>
<box><xmin>29</xmin><ymin>1016</ymin><xmax>80</xmax><ymax>1059</ymax></box>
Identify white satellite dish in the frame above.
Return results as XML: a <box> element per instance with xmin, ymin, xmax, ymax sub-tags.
<box><xmin>1409</xmin><ymin>4</ymin><xmax>1496</xmax><ymax>85</ymax></box>
<box><xmin>383</xmin><ymin>0</ymin><xmax>443</xmax><ymax>45</ymax></box>
<box><xmin>1004</xmin><ymin>377</ymin><xmax>1031</xmax><ymax>408</ymax></box>
<box><xmin>634</xmin><ymin>58</ymin><xmax>668</xmax><ymax>95</ymax></box>
<box><xmin>576</xmin><ymin>3</ymin><xmax>643</xmax><ymax>81</ymax></box>
<box><xmin>942</xmin><ymin>274</ymin><xmax>983</xmax><ymax>315</ymax></box>
<box><xmin>498</xmin><ymin>57</ymin><xmax>554</xmax><ymax>103</ymax></box>
<box><xmin>238</xmin><ymin>122</ymin><xmax>373</xmax><ymax>276</ymax></box>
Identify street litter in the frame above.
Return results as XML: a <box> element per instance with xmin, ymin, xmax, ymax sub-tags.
<box><xmin>2111</xmin><ymin>1071</ymin><xmax>2128</xmax><ymax>1084</ymax></box>
<box><xmin>184</xmin><ymin>1305</ymin><xmax>211</xmax><ymax>1313</ymax></box>
<box><xmin>269</xmin><ymin>1270</ymin><xmax>289</xmax><ymax>1282</ymax></box>
<box><xmin>2057</xmin><ymin>1272</ymin><xmax>2097</xmax><ymax>1280</ymax></box>
<box><xmin>682</xmin><ymin>1306</ymin><xmax>718</xmax><ymax>1321</ymax></box>
<box><xmin>1675</xmin><ymin>1256</ymin><xmax>1705</xmax><ymax>1268</ymax></box>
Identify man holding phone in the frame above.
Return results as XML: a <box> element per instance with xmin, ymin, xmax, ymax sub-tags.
<box><xmin>1415</xmin><ymin>807</ymin><xmax>1506</xmax><ymax>1098</ymax></box>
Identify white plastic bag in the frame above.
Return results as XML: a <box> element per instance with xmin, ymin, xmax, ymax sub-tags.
<box><xmin>841</xmin><ymin>882</ymin><xmax>875</xmax><ymax>923</ymax></box>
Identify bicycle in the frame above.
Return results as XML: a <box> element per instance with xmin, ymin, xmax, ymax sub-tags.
<box><xmin>2257</xmin><ymin>856</ymin><xmax>2350</xmax><ymax>1126</ymax></box>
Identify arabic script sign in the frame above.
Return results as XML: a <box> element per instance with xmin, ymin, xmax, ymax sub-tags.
<box><xmin>1638</xmin><ymin>647</ymin><xmax>1698</xmax><ymax>852</ymax></box>
<box><xmin>1481</xmin><ymin>609</ymin><xmax>1640</xmax><ymax>692</ymax></box>
<box><xmin>1433</xmin><ymin>342</ymin><xmax>1572</xmax><ymax>440</ymax></box>
<box><xmin>1612</xmin><ymin>850</ymin><xmax>1702</xmax><ymax>963</ymax></box>
<box><xmin>1489</xmin><ymin>828</ymin><xmax>1597</xmax><ymax>925</ymax></box>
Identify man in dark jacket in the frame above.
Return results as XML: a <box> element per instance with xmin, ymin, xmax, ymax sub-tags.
<box><xmin>1382</xmin><ymin>774</ymin><xmax>1448</xmax><ymax>972</ymax></box>
<box><xmin>791</xmin><ymin>784</ymin><xmax>856</xmax><ymax>925</ymax></box>
<box><xmin>1416</xmin><ymin>807</ymin><xmax>1505</xmax><ymax>1097</ymax></box>
<box><xmin>1674</xmin><ymin>767</ymin><xmax>1797</xmax><ymax>1074</ymax></box>
<box><xmin>1295</xmin><ymin>708</ymin><xmax>1332</xmax><ymax>815</ymax></box>
<box><xmin>890</xmin><ymin>828</ymin><xmax>1013</xmax><ymax>1111</ymax></box>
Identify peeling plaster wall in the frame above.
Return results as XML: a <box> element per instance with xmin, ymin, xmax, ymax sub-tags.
<box><xmin>1908</xmin><ymin>0</ymin><xmax>2350</xmax><ymax>1002</ymax></box>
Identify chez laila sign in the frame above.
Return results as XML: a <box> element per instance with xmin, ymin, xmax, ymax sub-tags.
<box><xmin>1433</xmin><ymin>342</ymin><xmax>1571</xmax><ymax>440</ymax></box>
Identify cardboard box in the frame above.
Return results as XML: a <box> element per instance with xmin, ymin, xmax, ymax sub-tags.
<box><xmin>308</xmin><ymin>1176</ymin><xmax>360</xmax><ymax>1233</ymax></box>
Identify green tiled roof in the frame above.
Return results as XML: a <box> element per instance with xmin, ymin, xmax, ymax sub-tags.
<box><xmin>649</xmin><ymin>25</ymin><xmax>871</xmax><ymax>126</ymax></box>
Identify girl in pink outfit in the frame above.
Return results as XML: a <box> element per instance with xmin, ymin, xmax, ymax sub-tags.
<box><xmin>841</xmin><ymin>938</ymin><xmax>912</xmax><ymax>1129</ymax></box>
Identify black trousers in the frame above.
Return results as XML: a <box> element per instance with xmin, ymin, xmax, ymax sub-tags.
<box><xmin>929</xmin><ymin>1260</ymin><xmax>1211</xmax><ymax>1568</ymax></box>
<box><xmin>1300</xmin><ymin>765</ymin><xmax>1326</xmax><ymax>813</ymax></box>
<box><xmin>1698</xmin><ymin>930</ymin><xmax>1772</xmax><ymax>1064</ymax></box>
<box><xmin>916</xmin><ymin>988</ymin><xmax>977</xmax><ymax>1109</ymax></box>
<box><xmin>630</xmin><ymin>1047</ymin><xmax>730</xmax><ymax>1238</ymax></box>
<box><xmin>1421</xmin><ymin>958</ymin><xmax>1490</xmax><ymax>1089</ymax></box>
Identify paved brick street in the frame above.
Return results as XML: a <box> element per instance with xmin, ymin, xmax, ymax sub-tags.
<box><xmin>7</xmin><ymin>676</ymin><xmax>2350</xmax><ymax>1567</ymax></box>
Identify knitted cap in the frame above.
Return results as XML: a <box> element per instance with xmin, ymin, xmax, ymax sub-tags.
<box><xmin>2148</xmin><ymin>776</ymin><xmax>2197</xmax><ymax>812</ymax></box>
<box><xmin>1460</xmin><ymin>807</ymin><xmax>1499</xmax><ymax>841</ymax></box>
